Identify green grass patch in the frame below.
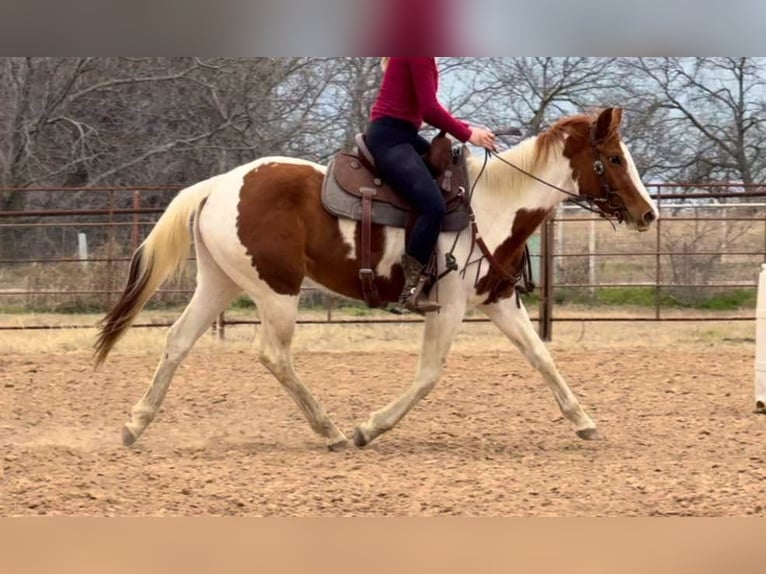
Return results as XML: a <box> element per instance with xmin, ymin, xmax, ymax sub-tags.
<box><xmin>230</xmin><ymin>295</ymin><xmax>255</xmax><ymax>309</ymax></box>
<box><xmin>693</xmin><ymin>289</ymin><xmax>756</xmax><ymax>311</ymax></box>
<box><xmin>595</xmin><ymin>286</ymin><xmax>666</xmax><ymax>306</ymax></box>
<box><xmin>335</xmin><ymin>305</ymin><xmax>376</xmax><ymax>316</ymax></box>
<box><xmin>554</xmin><ymin>286</ymin><xmax>756</xmax><ymax>310</ymax></box>
<box><xmin>0</xmin><ymin>304</ymin><xmax>32</xmax><ymax>314</ymax></box>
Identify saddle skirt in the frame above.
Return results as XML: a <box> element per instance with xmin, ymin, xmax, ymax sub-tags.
<box><xmin>321</xmin><ymin>133</ymin><xmax>472</xmax><ymax>232</ymax></box>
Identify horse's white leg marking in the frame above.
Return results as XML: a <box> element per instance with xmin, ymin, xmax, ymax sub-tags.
<box><xmin>480</xmin><ymin>298</ymin><xmax>600</xmax><ymax>438</ymax></box>
<box><xmin>122</xmin><ymin>230</ymin><xmax>241</xmax><ymax>446</ymax></box>
<box><xmin>254</xmin><ymin>292</ymin><xmax>349</xmax><ymax>450</ymax></box>
<box><xmin>354</xmin><ymin>279</ymin><xmax>467</xmax><ymax>447</ymax></box>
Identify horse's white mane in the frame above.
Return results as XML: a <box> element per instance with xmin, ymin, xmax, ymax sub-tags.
<box><xmin>465</xmin><ymin>114</ymin><xmax>594</xmax><ymax>197</ymax></box>
<box><xmin>465</xmin><ymin>137</ymin><xmax>558</xmax><ymax>196</ymax></box>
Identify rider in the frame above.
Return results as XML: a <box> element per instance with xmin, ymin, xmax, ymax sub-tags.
<box><xmin>365</xmin><ymin>57</ymin><xmax>497</xmax><ymax>313</ymax></box>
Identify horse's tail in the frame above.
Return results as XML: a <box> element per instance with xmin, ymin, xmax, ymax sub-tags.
<box><xmin>94</xmin><ymin>178</ymin><xmax>215</xmax><ymax>366</ymax></box>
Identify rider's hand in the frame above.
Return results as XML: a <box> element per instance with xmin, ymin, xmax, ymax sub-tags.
<box><xmin>469</xmin><ymin>126</ymin><xmax>498</xmax><ymax>152</ymax></box>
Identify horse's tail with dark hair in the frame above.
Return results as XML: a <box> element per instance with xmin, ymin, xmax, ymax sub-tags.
<box><xmin>94</xmin><ymin>178</ymin><xmax>215</xmax><ymax>367</ymax></box>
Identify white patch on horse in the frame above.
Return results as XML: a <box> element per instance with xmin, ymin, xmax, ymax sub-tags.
<box><xmin>375</xmin><ymin>227</ymin><xmax>405</xmax><ymax>279</ymax></box>
<box><xmin>200</xmin><ymin>157</ymin><xmax>330</xmax><ymax>282</ymax></box>
<box><xmin>232</xmin><ymin>156</ymin><xmax>325</xmax><ymax>181</ymax></box>
<box><xmin>468</xmin><ymin>136</ymin><xmax>572</xmax><ymax>252</ymax></box>
<box><xmin>337</xmin><ymin>219</ymin><xmax>356</xmax><ymax>260</ymax></box>
<box><xmin>620</xmin><ymin>142</ymin><xmax>658</xmax><ymax>217</ymax></box>
<box><xmin>199</xmin><ymin>170</ymin><xmax>258</xmax><ymax>273</ymax></box>
<box><xmin>195</xmin><ymin>157</ymin><xmax>324</xmax><ymax>290</ymax></box>
<box><xmin>269</xmin><ymin>156</ymin><xmax>326</xmax><ymax>175</ymax></box>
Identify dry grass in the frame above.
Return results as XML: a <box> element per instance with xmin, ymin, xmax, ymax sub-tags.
<box><xmin>0</xmin><ymin>306</ymin><xmax>754</xmax><ymax>357</ymax></box>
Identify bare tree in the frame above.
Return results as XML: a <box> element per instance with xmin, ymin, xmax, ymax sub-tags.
<box><xmin>0</xmin><ymin>57</ymin><xmax>354</xmax><ymax>257</ymax></box>
<box><xmin>623</xmin><ymin>57</ymin><xmax>766</xmax><ymax>185</ymax></box>
<box><xmin>445</xmin><ymin>57</ymin><xmax>618</xmax><ymax>139</ymax></box>
<box><xmin>0</xmin><ymin>59</ymin><xmax>355</xmax><ymax>206</ymax></box>
<box><xmin>333</xmin><ymin>57</ymin><xmax>384</xmax><ymax>155</ymax></box>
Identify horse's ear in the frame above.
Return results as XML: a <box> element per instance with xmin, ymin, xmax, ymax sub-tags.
<box><xmin>612</xmin><ymin>107</ymin><xmax>623</xmax><ymax>127</ymax></box>
<box><xmin>593</xmin><ymin>107</ymin><xmax>622</xmax><ymax>142</ymax></box>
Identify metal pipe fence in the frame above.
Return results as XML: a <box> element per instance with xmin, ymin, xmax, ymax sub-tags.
<box><xmin>535</xmin><ymin>183</ymin><xmax>766</xmax><ymax>339</ymax></box>
<box><xmin>1</xmin><ymin>183</ymin><xmax>764</xmax><ymax>338</ymax></box>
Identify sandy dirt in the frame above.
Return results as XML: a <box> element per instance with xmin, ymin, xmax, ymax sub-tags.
<box><xmin>1</xmin><ymin>335</ymin><xmax>764</xmax><ymax>516</ymax></box>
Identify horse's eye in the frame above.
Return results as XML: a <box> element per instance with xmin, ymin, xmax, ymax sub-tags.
<box><xmin>609</xmin><ymin>155</ymin><xmax>622</xmax><ymax>166</ymax></box>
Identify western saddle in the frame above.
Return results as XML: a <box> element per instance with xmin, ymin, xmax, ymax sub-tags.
<box><xmin>321</xmin><ymin>130</ymin><xmax>472</xmax><ymax>308</ymax></box>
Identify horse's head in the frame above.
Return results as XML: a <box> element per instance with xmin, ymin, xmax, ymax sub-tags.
<box><xmin>563</xmin><ymin>107</ymin><xmax>658</xmax><ymax>231</ymax></box>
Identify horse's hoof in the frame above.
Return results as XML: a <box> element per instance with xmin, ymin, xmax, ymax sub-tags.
<box><xmin>327</xmin><ymin>437</ymin><xmax>350</xmax><ymax>452</ymax></box>
<box><xmin>576</xmin><ymin>428</ymin><xmax>605</xmax><ymax>441</ymax></box>
<box><xmin>756</xmin><ymin>401</ymin><xmax>766</xmax><ymax>415</ymax></box>
<box><xmin>121</xmin><ymin>425</ymin><xmax>137</xmax><ymax>447</ymax></box>
<box><xmin>353</xmin><ymin>428</ymin><xmax>370</xmax><ymax>448</ymax></box>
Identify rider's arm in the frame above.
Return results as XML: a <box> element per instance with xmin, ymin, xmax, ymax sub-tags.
<box><xmin>408</xmin><ymin>57</ymin><xmax>472</xmax><ymax>142</ymax></box>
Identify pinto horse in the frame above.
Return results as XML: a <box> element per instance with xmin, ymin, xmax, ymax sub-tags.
<box><xmin>95</xmin><ymin>107</ymin><xmax>657</xmax><ymax>450</ymax></box>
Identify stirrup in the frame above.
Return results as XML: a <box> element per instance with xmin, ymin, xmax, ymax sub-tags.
<box><xmin>400</xmin><ymin>276</ymin><xmax>441</xmax><ymax>314</ymax></box>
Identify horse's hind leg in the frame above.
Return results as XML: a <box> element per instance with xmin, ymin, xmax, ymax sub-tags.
<box><xmin>122</xmin><ymin>239</ymin><xmax>241</xmax><ymax>446</ymax></box>
<box><xmin>255</xmin><ymin>293</ymin><xmax>349</xmax><ymax>451</ymax></box>
<box><xmin>481</xmin><ymin>298</ymin><xmax>601</xmax><ymax>440</ymax></box>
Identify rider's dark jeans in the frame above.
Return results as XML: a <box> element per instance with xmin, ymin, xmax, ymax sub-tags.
<box><xmin>365</xmin><ymin>116</ymin><xmax>445</xmax><ymax>267</ymax></box>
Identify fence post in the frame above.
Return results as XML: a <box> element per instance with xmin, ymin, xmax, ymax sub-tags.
<box><xmin>555</xmin><ymin>206</ymin><xmax>564</xmax><ymax>280</ymax></box>
<box><xmin>106</xmin><ymin>189</ymin><xmax>115</xmax><ymax>309</ymax></box>
<box><xmin>538</xmin><ymin>216</ymin><xmax>554</xmax><ymax>341</ymax></box>
<box><xmin>654</xmin><ymin>184</ymin><xmax>662</xmax><ymax>320</ymax></box>
<box><xmin>588</xmin><ymin>218</ymin><xmax>597</xmax><ymax>298</ymax></box>
<box><xmin>763</xmin><ymin>203</ymin><xmax>766</xmax><ymax>264</ymax></box>
<box><xmin>755</xmin><ymin>263</ymin><xmax>766</xmax><ymax>413</ymax></box>
<box><xmin>216</xmin><ymin>312</ymin><xmax>226</xmax><ymax>340</ymax></box>
<box><xmin>326</xmin><ymin>295</ymin><xmax>334</xmax><ymax>322</ymax></box>
<box><xmin>131</xmin><ymin>191</ymin><xmax>141</xmax><ymax>252</ymax></box>
<box><xmin>77</xmin><ymin>232</ymin><xmax>88</xmax><ymax>270</ymax></box>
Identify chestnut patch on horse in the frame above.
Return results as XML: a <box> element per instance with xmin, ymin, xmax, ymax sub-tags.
<box><xmin>236</xmin><ymin>164</ymin><xmax>311</xmax><ymax>295</ymax></box>
<box><xmin>476</xmin><ymin>208</ymin><xmax>550</xmax><ymax>304</ymax></box>
<box><xmin>236</xmin><ymin>162</ymin><xmax>405</xmax><ymax>302</ymax></box>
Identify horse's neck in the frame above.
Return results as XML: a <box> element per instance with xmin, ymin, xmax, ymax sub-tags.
<box><xmin>469</xmin><ymin>138</ymin><xmax>574</xmax><ymax>251</ymax></box>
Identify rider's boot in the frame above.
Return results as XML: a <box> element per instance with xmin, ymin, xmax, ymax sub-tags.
<box><xmin>399</xmin><ymin>254</ymin><xmax>441</xmax><ymax>314</ymax></box>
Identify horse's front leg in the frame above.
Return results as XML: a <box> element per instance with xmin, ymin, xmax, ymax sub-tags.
<box><xmin>481</xmin><ymin>296</ymin><xmax>602</xmax><ymax>440</ymax></box>
<box><xmin>353</xmin><ymin>290</ymin><xmax>467</xmax><ymax>448</ymax></box>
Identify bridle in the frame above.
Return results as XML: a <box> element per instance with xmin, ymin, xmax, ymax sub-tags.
<box><xmin>588</xmin><ymin>126</ymin><xmax>628</xmax><ymax>224</ymax></box>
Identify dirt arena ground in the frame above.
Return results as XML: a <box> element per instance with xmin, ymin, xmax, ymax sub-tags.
<box><xmin>1</xmin><ymin>311</ymin><xmax>764</xmax><ymax>516</ymax></box>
